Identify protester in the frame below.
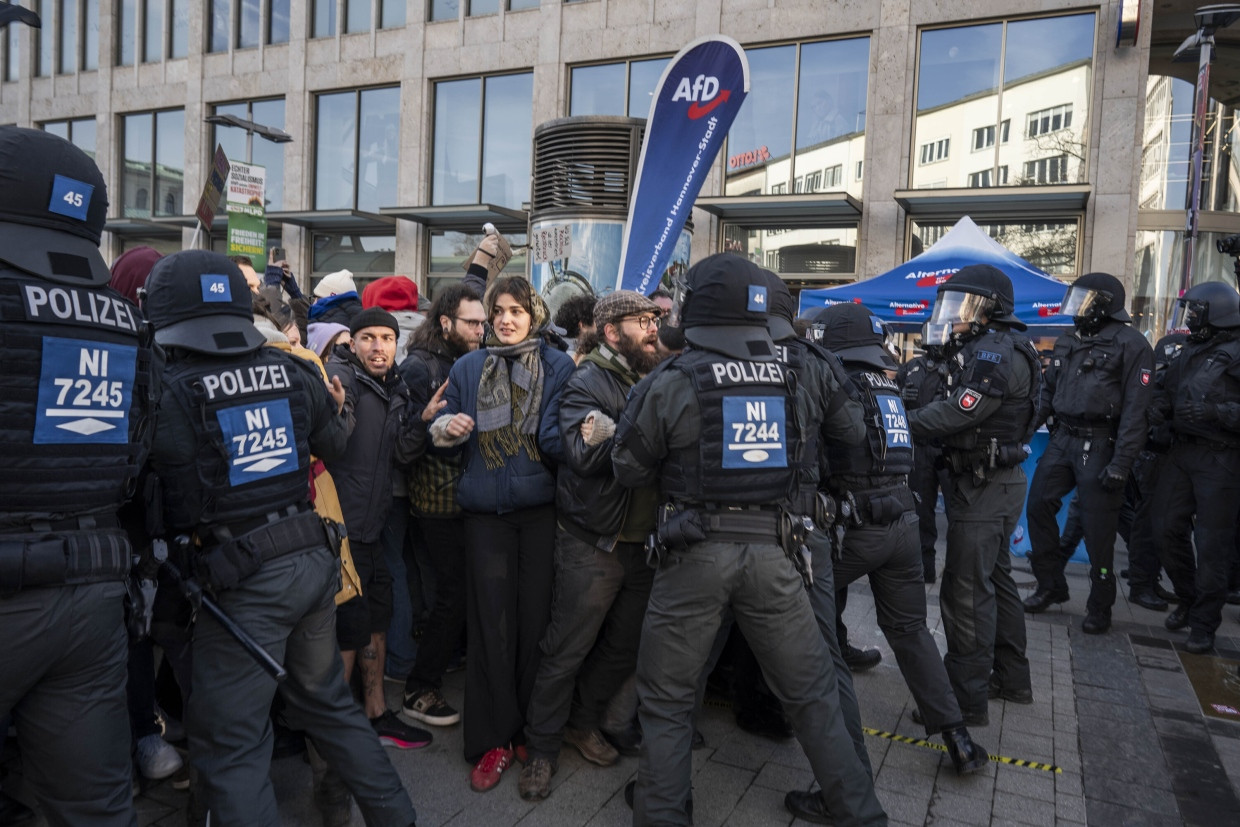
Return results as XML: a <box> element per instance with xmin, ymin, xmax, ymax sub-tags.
<box><xmin>399</xmin><ymin>284</ymin><xmax>488</xmax><ymax>729</ymax></box>
<box><xmin>309</xmin><ymin>322</ymin><xmax>352</xmax><ymax>362</ymax></box>
<box><xmin>325</xmin><ymin>308</ymin><xmax>432</xmax><ymax>749</ymax></box>
<box><xmin>363</xmin><ymin>275</ymin><xmax>425</xmax><ymax>363</ymax></box>
<box><xmin>310</xmin><ymin>268</ymin><xmax>363</xmax><ymax>326</ymax></box>
<box><xmin>428</xmin><ymin>275</ymin><xmax>574</xmax><ymax>792</ymax></box>
<box><xmin>519</xmin><ymin>290</ymin><xmax>663</xmax><ymax>800</ymax></box>
<box><xmin>552</xmin><ymin>293</ymin><xmax>597</xmax><ymax>363</ymax></box>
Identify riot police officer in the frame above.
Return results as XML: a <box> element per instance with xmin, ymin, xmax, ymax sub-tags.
<box><xmin>907</xmin><ymin>264</ymin><xmax>1039</xmax><ymax>722</ymax></box>
<box><xmin>898</xmin><ymin>337</ymin><xmax>957</xmax><ymax>583</ymax></box>
<box><xmin>1150</xmin><ymin>281</ymin><xmax>1240</xmax><ymax>654</ymax></box>
<box><xmin>0</xmin><ymin>126</ymin><xmax>152</xmax><ymax>827</ymax></box>
<box><xmin>812</xmin><ymin>302</ymin><xmax>987</xmax><ymax>775</ymax></box>
<box><xmin>612</xmin><ymin>253</ymin><xmax>886</xmax><ymax>826</ymax></box>
<box><xmin>143</xmin><ymin>251</ymin><xmax>418</xmax><ymax>826</ymax></box>
<box><xmin>1023</xmin><ymin>272</ymin><xmax>1153</xmax><ymax>633</ymax></box>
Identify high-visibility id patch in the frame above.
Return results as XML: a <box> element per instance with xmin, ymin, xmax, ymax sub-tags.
<box><xmin>34</xmin><ymin>336</ymin><xmax>137</xmax><ymax>444</ymax></box>
<box><xmin>958</xmin><ymin>389</ymin><xmax>982</xmax><ymax>411</ymax></box>
<box><xmin>722</xmin><ymin>396</ymin><xmax>787</xmax><ymax>469</ymax></box>
<box><xmin>201</xmin><ymin>274</ymin><xmax>232</xmax><ymax>303</ymax></box>
<box><xmin>48</xmin><ymin>174</ymin><xmax>94</xmax><ymax>221</ymax></box>
<box><xmin>875</xmin><ymin>394</ymin><xmax>911</xmax><ymax>449</ymax></box>
<box><xmin>216</xmin><ymin>399</ymin><xmax>296</xmax><ymax>486</ymax></box>
<box><xmin>1140</xmin><ymin>368</ymin><xmax>1151</xmax><ymax>386</ymax></box>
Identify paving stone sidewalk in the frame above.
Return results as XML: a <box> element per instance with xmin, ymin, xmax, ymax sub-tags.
<box><xmin>5</xmin><ymin>532</ymin><xmax>1240</xmax><ymax>826</ymax></box>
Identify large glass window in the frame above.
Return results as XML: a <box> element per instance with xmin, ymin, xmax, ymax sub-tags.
<box><xmin>269</xmin><ymin>0</ymin><xmax>289</xmax><ymax>43</ymax></box>
<box><xmin>209</xmin><ymin>0</ymin><xmax>229</xmax><ymax>52</ymax></box>
<box><xmin>238</xmin><ymin>0</ymin><xmax>260</xmax><ymax>49</ymax></box>
<box><xmin>345</xmin><ymin>0</ymin><xmax>370</xmax><ymax>33</ymax></box>
<box><xmin>313</xmin><ymin>0</ymin><xmax>336</xmax><ymax>36</ymax></box>
<box><xmin>432</xmin><ymin>72</ymin><xmax>533</xmax><ymax>209</ymax></box>
<box><xmin>144</xmin><ymin>0</ymin><xmax>163</xmax><ymax>62</ymax></box>
<box><xmin>314</xmin><ymin>87</ymin><xmax>400</xmax><ymax>212</ymax></box>
<box><xmin>427</xmin><ymin>229</ymin><xmax>528</xmax><ymax>298</ymax></box>
<box><xmin>117</xmin><ymin>0</ymin><xmax>135</xmax><ymax>65</ymax></box>
<box><xmin>469</xmin><ymin>0</ymin><xmax>498</xmax><ymax>15</ymax></box>
<box><xmin>43</xmin><ymin>117</ymin><xmax>97</xmax><ymax>159</ymax></box>
<box><xmin>428</xmin><ymin>0</ymin><xmax>458</xmax><ymax>21</ymax></box>
<box><xmin>912</xmin><ymin>13</ymin><xmax>1095</xmax><ymax>190</ymax></box>
<box><xmin>58</xmin><ymin>0</ymin><xmax>77</xmax><ymax>73</ymax></box>
<box><xmin>36</xmin><ymin>0</ymin><xmax>52</xmax><ymax>76</ymax></box>
<box><xmin>725</xmin><ymin>37</ymin><xmax>870</xmax><ymax>201</ymax></box>
<box><xmin>212</xmin><ymin>98</ymin><xmax>286</xmax><ymax>211</ymax></box>
<box><xmin>723</xmin><ymin>223</ymin><xmax>858</xmax><ymax>279</ymax></box>
<box><xmin>121</xmin><ymin>109</ymin><xmax>185</xmax><ymax>218</ymax></box>
<box><xmin>83</xmin><ymin>0</ymin><xmax>98</xmax><ymax>68</ymax></box>
<box><xmin>380</xmin><ymin>0</ymin><xmax>404</xmax><ymax>27</ymax></box>
<box><xmin>170</xmin><ymin>0</ymin><xmax>187</xmax><ymax>57</ymax></box>
<box><xmin>910</xmin><ymin>217</ymin><xmax>1079</xmax><ymax>277</ymax></box>
<box><xmin>313</xmin><ymin>233</ymin><xmax>397</xmax><ymax>290</ymax></box>
<box><xmin>569</xmin><ymin>57</ymin><xmax>670</xmax><ymax>118</ymax></box>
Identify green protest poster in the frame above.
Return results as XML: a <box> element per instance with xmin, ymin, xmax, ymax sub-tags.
<box><xmin>226</xmin><ymin>161</ymin><xmax>268</xmax><ymax>271</ymax></box>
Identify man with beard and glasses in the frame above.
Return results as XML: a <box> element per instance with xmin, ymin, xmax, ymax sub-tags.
<box><xmin>517</xmin><ymin>291</ymin><xmax>665</xmax><ymax>801</ymax></box>
<box><xmin>399</xmin><ymin>284</ymin><xmax>486</xmax><ymax>727</ymax></box>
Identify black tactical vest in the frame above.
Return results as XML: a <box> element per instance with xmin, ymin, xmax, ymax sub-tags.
<box><xmin>160</xmin><ymin>347</ymin><xmax>316</xmax><ymax>532</ymax></box>
<box><xmin>0</xmin><ymin>268</ymin><xmax>155</xmax><ymax>529</ymax></box>
<box><xmin>942</xmin><ymin>330</ymin><xmax>1041</xmax><ymax>450</ymax></box>
<box><xmin>662</xmin><ymin>348</ymin><xmax>804</xmax><ymax>507</ymax></box>
<box><xmin>828</xmin><ymin>367</ymin><xmax>914</xmax><ymax>478</ymax></box>
<box><xmin>1046</xmin><ymin>323</ymin><xmax>1136</xmax><ymax>422</ymax></box>
<box><xmin>1173</xmin><ymin>335</ymin><xmax>1240</xmax><ymax>446</ymax></box>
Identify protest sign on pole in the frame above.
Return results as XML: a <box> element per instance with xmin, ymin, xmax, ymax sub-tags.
<box><xmin>616</xmin><ymin>35</ymin><xmax>750</xmax><ymax>294</ymax></box>
<box><xmin>226</xmin><ymin>161</ymin><xmax>268</xmax><ymax>271</ymax></box>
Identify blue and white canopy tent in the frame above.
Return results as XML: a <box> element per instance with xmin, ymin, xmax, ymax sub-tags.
<box><xmin>797</xmin><ymin>215</ymin><xmax>1072</xmax><ymax>329</ymax></box>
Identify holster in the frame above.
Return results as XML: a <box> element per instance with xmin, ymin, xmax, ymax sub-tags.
<box><xmin>655</xmin><ymin>502</ymin><xmax>707</xmax><ymax>550</ymax></box>
<box><xmin>813</xmin><ymin>491</ymin><xmax>838</xmax><ymax>530</ymax></box>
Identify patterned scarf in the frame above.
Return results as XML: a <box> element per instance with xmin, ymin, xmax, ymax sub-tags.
<box><xmin>584</xmin><ymin>342</ymin><xmax>642</xmax><ymax>388</ymax></box>
<box><xmin>476</xmin><ymin>290</ymin><xmax>552</xmax><ymax>469</ymax></box>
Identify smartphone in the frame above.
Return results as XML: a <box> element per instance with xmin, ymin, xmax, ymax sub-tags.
<box><xmin>269</xmin><ymin>246</ymin><xmax>287</xmax><ymax>263</ymax></box>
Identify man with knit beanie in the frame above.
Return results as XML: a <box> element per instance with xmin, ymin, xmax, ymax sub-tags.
<box><xmin>518</xmin><ymin>290</ymin><xmax>664</xmax><ymax>801</ymax></box>
<box><xmin>324</xmin><ymin>307</ymin><xmax>432</xmax><ymax>750</ymax></box>
<box><xmin>362</xmin><ymin>276</ymin><xmax>425</xmax><ymax>363</ymax></box>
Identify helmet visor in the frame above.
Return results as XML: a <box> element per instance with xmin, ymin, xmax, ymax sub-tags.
<box><xmin>1171</xmin><ymin>298</ymin><xmax>1209</xmax><ymax>332</ymax></box>
<box><xmin>1061</xmin><ymin>286</ymin><xmax>1110</xmax><ymax>319</ymax></box>
<box><xmin>666</xmin><ymin>277</ymin><xmax>688</xmax><ymax>329</ymax></box>
<box><xmin>921</xmin><ymin>321</ymin><xmax>953</xmax><ymax>346</ymax></box>
<box><xmin>928</xmin><ymin>291</ymin><xmax>994</xmax><ymax>326</ymax></box>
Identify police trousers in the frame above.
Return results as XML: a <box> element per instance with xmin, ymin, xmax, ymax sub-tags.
<box><xmin>1152</xmin><ymin>442</ymin><xmax>1240</xmax><ymax>636</ymax></box>
<box><xmin>1027</xmin><ymin>431</ymin><xmax>1125</xmax><ymax>615</ymax></box>
<box><xmin>834</xmin><ymin>512</ymin><xmax>964</xmax><ymax>732</ymax></box>
<box><xmin>634</xmin><ymin>540</ymin><xmax>886</xmax><ymax>827</ymax></box>
<box><xmin>187</xmin><ymin>547</ymin><xmax>415</xmax><ymax>827</ymax></box>
<box><xmin>0</xmin><ymin>581</ymin><xmax>135</xmax><ymax>827</ymax></box>
<box><xmin>942</xmin><ymin>467</ymin><xmax>1031</xmax><ymax>717</ymax></box>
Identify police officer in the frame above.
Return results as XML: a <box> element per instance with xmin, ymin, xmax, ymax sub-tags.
<box><xmin>812</xmin><ymin>302</ymin><xmax>987</xmax><ymax>776</ymax></box>
<box><xmin>0</xmin><ymin>126</ymin><xmax>153</xmax><ymax>827</ymax></box>
<box><xmin>143</xmin><ymin>251</ymin><xmax>418</xmax><ymax>826</ymax></box>
<box><xmin>1023</xmin><ymin>273</ymin><xmax>1153</xmax><ymax>633</ymax></box>
<box><xmin>612</xmin><ymin>253</ymin><xmax>886</xmax><ymax>827</ymax></box>
<box><xmin>898</xmin><ymin>337</ymin><xmax>957</xmax><ymax>583</ymax></box>
<box><xmin>1150</xmin><ymin>281</ymin><xmax>1240</xmax><ymax>654</ymax></box>
<box><xmin>907</xmin><ymin>264</ymin><xmax>1039</xmax><ymax>722</ymax></box>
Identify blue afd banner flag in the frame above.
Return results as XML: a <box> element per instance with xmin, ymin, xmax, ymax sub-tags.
<box><xmin>616</xmin><ymin>35</ymin><xmax>749</xmax><ymax>294</ymax></box>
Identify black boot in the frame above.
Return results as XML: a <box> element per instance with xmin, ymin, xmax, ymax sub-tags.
<box><xmin>1129</xmin><ymin>589</ymin><xmax>1169</xmax><ymax>612</ymax></box>
<box><xmin>784</xmin><ymin>788</ymin><xmax>833</xmax><ymax>825</ymax></box>
<box><xmin>1023</xmin><ymin>588</ymin><xmax>1069</xmax><ymax>613</ymax></box>
<box><xmin>944</xmin><ymin>726</ymin><xmax>988</xmax><ymax>775</ymax></box>
<box><xmin>1165</xmin><ymin>605</ymin><xmax>1190</xmax><ymax>631</ymax></box>
<box><xmin>842</xmin><ymin>644</ymin><xmax>882</xmax><ymax>671</ymax></box>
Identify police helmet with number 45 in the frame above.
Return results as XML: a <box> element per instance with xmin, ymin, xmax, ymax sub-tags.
<box><xmin>145</xmin><ymin>250</ymin><xmax>268</xmax><ymax>355</ymax></box>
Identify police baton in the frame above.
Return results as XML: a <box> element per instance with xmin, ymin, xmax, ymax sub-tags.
<box><xmin>162</xmin><ymin>538</ymin><xmax>288</xmax><ymax>682</ymax></box>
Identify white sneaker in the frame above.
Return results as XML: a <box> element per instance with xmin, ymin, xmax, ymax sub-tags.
<box><xmin>135</xmin><ymin>733</ymin><xmax>183</xmax><ymax>780</ymax></box>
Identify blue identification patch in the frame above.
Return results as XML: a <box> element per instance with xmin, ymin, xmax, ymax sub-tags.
<box><xmin>48</xmin><ymin>174</ymin><xmax>94</xmax><ymax>221</ymax></box>
<box><xmin>201</xmin><ymin>274</ymin><xmax>233</xmax><ymax>303</ymax></box>
<box><xmin>976</xmin><ymin>350</ymin><xmax>1002</xmax><ymax>364</ymax></box>
<box><xmin>216</xmin><ymin>399</ymin><xmax>297</xmax><ymax>486</ymax></box>
<box><xmin>747</xmin><ymin>284</ymin><xmax>768</xmax><ymax>312</ymax></box>
<box><xmin>874</xmin><ymin>394</ymin><xmax>911</xmax><ymax>450</ymax></box>
<box><xmin>722</xmin><ymin>396</ymin><xmax>787</xmax><ymax>469</ymax></box>
<box><xmin>871</xmin><ymin>316</ymin><xmax>885</xmax><ymax>334</ymax></box>
<box><xmin>34</xmin><ymin>336</ymin><xmax>136</xmax><ymax>444</ymax></box>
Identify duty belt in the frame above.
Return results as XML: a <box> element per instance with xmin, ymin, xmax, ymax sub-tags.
<box><xmin>1054</xmin><ymin>418</ymin><xmax>1117</xmax><ymax>439</ymax></box>
<box><xmin>0</xmin><ymin>526</ymin><xmax>131</xmax><ymax>595</ymax></box>
<box><xmin>1174</xmin><ymin>432</ymin><xmax>1240</xmax><ymax>452</ymax></box>
<box><xmin>697</xmin><ymin>509</ymin><xmax>782</xmax><ymax>543</ymax></box>
<box><xmin>195</xmin><ymin>505</ymin><xmax>339</xmax><ymax>592</ymax></box>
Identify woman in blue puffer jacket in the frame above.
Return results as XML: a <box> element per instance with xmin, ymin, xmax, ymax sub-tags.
<box><xmin>428</xmin><ymin>274</ymin><xmax>574</xmax><ymax>793</ymax></box>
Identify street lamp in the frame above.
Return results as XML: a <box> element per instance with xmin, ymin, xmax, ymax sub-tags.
<box><xmin>1173</xmin><ymin>4</ymin><xmax>1240</xmax><ymax>302</ymax></box>
<box><xmin>0</xmin><ymin>1</ymin><xmax>41</xmax><ymax>29</ymax></box>
<box><xmin>193</xmin><ymin>115</ymin><xmax>293</xmax><ymax>249</ymax></box>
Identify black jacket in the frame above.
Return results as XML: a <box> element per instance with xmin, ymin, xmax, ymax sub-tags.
<box><xmin>325</xmin><ymin>345</ymin><xmax>422</xmax><ymax>543</ymax></box>
<box><xmin>555</xmin><ymin>358</ymin><xmax>641</xmax><ymax>546</ymax></box>
<box><xmin>398</xmin><ymin>338</ymin><xmax>464</xmax><ymax>516</ymax></box>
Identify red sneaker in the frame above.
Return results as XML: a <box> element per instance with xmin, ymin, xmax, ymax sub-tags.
<box><xmin>470</xmin><ymin>746</ymin><xmax>514</xmax><ymax>793</ymax></box>
<box><xmin>514</xmin><ymin>744</ymin><xmax>529</xmax><ymax>765</ymax></box>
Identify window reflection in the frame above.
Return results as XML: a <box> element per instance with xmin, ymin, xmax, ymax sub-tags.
<box><xmin>723</xmin><ymin>223</ymin><xmax>857</xmax><ymax>277</ymax></box>
<box><xmin>122</xmin><ymin>109</ymin><xmax>184</xmax><ymax>218</ymax></box>
<box><xmin>313</xmin><ymin>233</ymin><xmax>398</xmax><ymax>287</ymax></box>
<box><xmin>433</xmin><ymin>73</ymin><xmax>533</xmax><ymax>209</ymax></box>
<box><xmin>726</xmin><ymin>38</ymin><xmax>869</xmax><ymax>200</ymax></box>
<box><xmin>59</xmin><ymin>0</ymin><xmax>78</xmax><ymax>73</ymax></box>
<box><xmin>239</xmin><ymin>0</ymin><xmax>261</xmax><ymax>49</ymax></box>
<box><xmin>5</xmin><ymin>23</ymin><xmax>19</xmax><ymax>80</ymax></box>
<box><xmin>209</xmin><ymin>0</ymin><xmax>229</xmax><ymax>52</ymax></box>
<box><xmin>84</xmin><ymin>0</ymin><xmax>99</xmax><ymax>69</ymax></box>
<box><xmin>144</xmin><ymin>0</ymin><xmax>163</xmax><ymax>62</ymax></box>
<box><xmin>313</xmin><ymin>0</ymin><xmax>336</xmax><ymax>37</ymax></box>
<box><xmin>913</xmin><ymin>14</ymin><xmax>1095</xmax><ymax>190</ymax></box>
<box><xmin>429</xmin><ymin>0</ymin><xmax>459</xmax><ymax>21</ymax></box>
<box><xmin>212</xmin><ymin>98</ymin><xmax>286</xmax><ymax>210</ymax></box>
<box><xmin>170</xmin><ymin>0</ymin><xmax>188</xmax><ymax>57</ymax></box>
<box><xmin>568</xmin><ymin>58</ymin><xmax>671</xmax><ymax>118</ymax></box>
<box><xmin>269</xmin><ymin>0</ymin><xmax>290</xmax><ymax>43</ymax></box>
<box><xmin>380</xmin><ymin>0</ymin><xmax>405</xmax><ymax>27</ymax></box>
<box><xmin>428</xmin><ymin>230</ymin><xmax>528</xmax><ymax>298</ymax></box>
<box><xmin>315</xmin><ymin>88</ymin><xmax>401</xmax><ymax>212</ymax></box>
<box><xmin>44</xmin><ymin>117</ymin><xmax>97</xmax><ymax>159</ymax></box>
<box><xmin>910</xmin><ymin>218</ymin><xmax>1078</xmax><ymax>276</ymax></box>
<box><xmin>346</xmin><ymin>0</ymin><xmax>370</xmax><ymax>33</ymax></box>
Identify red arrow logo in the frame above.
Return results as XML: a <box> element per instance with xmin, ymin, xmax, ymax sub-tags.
<box><xmin>688</xmin><ymin>90</ymin><xmax>731</xmax><ymax>120</ymax></box>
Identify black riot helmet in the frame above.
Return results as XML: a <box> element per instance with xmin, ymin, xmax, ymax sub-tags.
<box><xmin>1062</xmin><ymin>272</ymin><xmax>1130</xmax><ymax>334</ymax></box>
<box><xmin>810</xmin><ymin>302</ymin><xmax>895</xmax><ymax>371</ymax></box>
<box><xmin>924</xmin><ymin>264</ymin><xmax>1025</xmax><ymax>346</ymax></box>
<box><xmin>678</xmin><ymin>253</ymin><xmax>777</xmax><ymax>361</ymax></box>
<box><xmin>1170</xmin><ymin>280</ymin><xmax>1240</xmax><ymax>341</ymax></box>
<box><xmin>144</xmin><ymin>250</ymin><xmax>267</xmax><ymax>355</ymax></box>
<box><xmin>759</xmin><ymin>267</ymin><xmax>798</xmax><ymax>341</ymax></box>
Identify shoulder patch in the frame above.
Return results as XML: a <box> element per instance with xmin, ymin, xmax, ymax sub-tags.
<box><xmin>1140</xmin><ymin>368</ymin><xmax>1151</xmax><ymax>386</ymax></box>
<box><xmin>958</xmin><ymin>389</ymin><xmax>982</xmax><ymax>411</ymax></box>
<box><xmin>976</xmin><ymin>350</ymin><xmax>1002</xmax><ymax>364</ymax></box>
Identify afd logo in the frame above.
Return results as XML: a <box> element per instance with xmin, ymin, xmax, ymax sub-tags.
<box><xmin>671</xmin><ymin>75</ymin><xmax>731</xmax><ymax>119</ymax></box>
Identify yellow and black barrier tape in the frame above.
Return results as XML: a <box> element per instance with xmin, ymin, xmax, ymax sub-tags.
<box><xmin>861</xmin><ymin>726</ymin><xmax>1062</xmax><ymax>774</ymax></box>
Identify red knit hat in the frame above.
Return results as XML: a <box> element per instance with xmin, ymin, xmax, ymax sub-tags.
<box><xmin>362</xmin><ymin>275</ymin><xmax>419</xmax><ymax>312</ymax></box>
